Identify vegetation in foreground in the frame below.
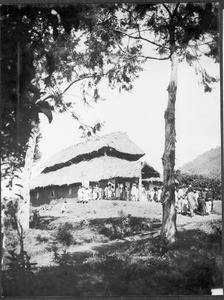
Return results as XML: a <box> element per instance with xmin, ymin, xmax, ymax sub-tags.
<box><xmin>2</xmin><ymin>218</ymin><xmax>222</xmax><ymax>297</ymax></box>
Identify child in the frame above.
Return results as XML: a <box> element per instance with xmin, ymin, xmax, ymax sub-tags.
<box><xmin>61</xmin><ymin>200</ymin><xmax>67</xmax><ymax>213</ymax></box>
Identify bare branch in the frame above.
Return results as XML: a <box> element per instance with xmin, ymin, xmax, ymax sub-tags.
<box><xmin>140</xmin><ymin>54</ymin><xmax>171</xmax><ymax>61</ymax></box>
<box><xmin>62</xmin><ymin>75</ymin><xmax>93</xmax><ymax>95</ymax></box>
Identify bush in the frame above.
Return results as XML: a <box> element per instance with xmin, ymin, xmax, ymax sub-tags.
<box><xmin>36</xmin><ymin>234</ymin><xmax>49</xmax><ymax>243</ymax></box>
<box><xmin>52</xmin><ymin>246</ymin><xmax>75</xmax><ymax>267</ymax></box>
<box><xmin>55</xmin><ymin>223</ymin><xmax>74</xmax><ymax>246</ymax></box>
<box><xmin>98</xmin><ymin>212</ymin><xmax>156</xmax><ymax>240</ymax></box>
<box><xmin>98</xmin><ymin>211</ymin><xmax>132</xmax><ymax>240</ymax></box>
<box><xmin>3</xmin><ymin>248</ymin><xmax>38</xmax><ymax>296</ymax></box>
<box><xmin>5</xmin><ymin>249</ymin><xmax>37</xmax><ymax>274</ymax></box>
<box><xmin>210</xmin><ymin>220</ymin><xmax>222</xmax><ymax>235</ymax></box>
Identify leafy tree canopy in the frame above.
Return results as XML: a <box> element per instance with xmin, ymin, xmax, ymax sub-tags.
<box><xmin>0</xmin><ymin>4</ymin><xmax>114</xmax><ymax>169</ymax></box>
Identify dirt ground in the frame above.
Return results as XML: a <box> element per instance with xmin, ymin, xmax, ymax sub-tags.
<box><xmin>39</xmin><ymin>198</ymin><xmax>222</xmax><ymax>224</ymax></box>
<box><xmin>5</xmin><ymin>199</ymin><xmax>222</xmax><ymax>268</ymax></box>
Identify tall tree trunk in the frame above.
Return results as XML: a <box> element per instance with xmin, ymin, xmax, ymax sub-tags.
<box><xmin>160</xmin><ymin>50</ymin><xmax>178</xmax><ymax>244</ymax></box>
<box><xmin>17</xmin><ymin>121</ymin><xmax>39</xmax><ymax>231</ymax></box>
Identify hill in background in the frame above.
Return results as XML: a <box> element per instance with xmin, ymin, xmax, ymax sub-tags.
<box><xmin>179</xmin><ymin>146</ymin><xmax>221</xmax><ymax>179</ymax></box>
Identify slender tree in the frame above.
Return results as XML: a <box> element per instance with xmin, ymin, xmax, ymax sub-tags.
<box><xmin>89</xmin><ymin>2</ymin><xmax>219</xmax><ymax>243</ymax></box>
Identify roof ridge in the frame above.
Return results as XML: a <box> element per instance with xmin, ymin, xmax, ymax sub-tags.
<box><xmin>57</xmin><ymin>131</ymin><xmax>127</xmax><ymax>152</ymax></box>
<box><xmin>44</xmin><ymin>131</ymin><xmax>128</xmax><ymax>159</ymax></box>
<box><xmin>41</xmin><ymin>131</ymin><xmax>144</xmax><ymax>170</ymax></box>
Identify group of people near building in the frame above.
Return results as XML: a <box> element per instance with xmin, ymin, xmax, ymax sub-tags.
<box><xmin>76</xmin><ymin>183</ymin><xmax>163</xmax><ymax>203</ymax></box>
<box><xmin>76</xmin><ymin>182</ymin><xmax>215</xmax><ymax>217</ymax></box>
<box><xmin>77</xmin><ymin>185</ymin><xmax>103</xmax><ymax>203</ymax></box>
<box><xmin>175</xmin><ymin>186</ymin><xmax>214</xmax><ymax>217</ymax></box>
<box><xmin>130</xmin><ymin>185</ymin><xmax>163</xmax><ymax>202</ymax></box>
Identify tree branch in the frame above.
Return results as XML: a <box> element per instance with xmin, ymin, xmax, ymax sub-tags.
<box><xmin>140</xmin><ymin>54</ymin><xmax>171</xmax><ymax>61</ymax></box>
<box><xmin>113</xmin><ymin>28</ymin><xmax>169</xmax><ymax>49</ymax></box>
<box><xmin>62</xmin><ymin>75</ymin><xmax>94</xmax><ymax>95</ymax></box>
<box><xmin>172</xmin><ymin>4</ymin><xmax>180</xmax><ymax>17</ymax></box>
<box><xmin>163</xmin><ymin>4</ymin><xmax>172</xmax><ymax>18</ymax></box>
<box><xmin>41</xmin><ymin>74</ymin><xmax>95</xmax><ymax>102</ymax></box>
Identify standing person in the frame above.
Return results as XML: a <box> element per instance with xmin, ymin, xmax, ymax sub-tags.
<box><xmin>98</xmin><ymin>185</ymin><xmax>103</xmax><ymax>200</ymax></box>
<box><xmin>177</xmin><ymin>186</ymin><xmax>185</xmax><ymax>213</ymax></box>
<box><xmin>197</xmin><ymin>189</ymin><xmax>207</xmax><ymax>216</ymax></box>
<box><xmin>125</xmin><ymin>186</ymin><xmax>129</xmax><ymax>201</ymax></box>
<box><xmin>207</xmin><ymin>188</ymin><xmax>214</xmax><ymax>213</ymax></box>
<box><xmin>193</xmin><ymin>189</ymin><xmax>199</xmax><ymax>212</ymax></box>
<box><xmin>150</xmin><ymin>189</ymin><xmax>154</xmax><ymax>201</ymax></box>
<box><xmin>115</xmin><ymin>185</ymin><xmax>120</xmax><ymax>200</ymax></box>
<box><xmin>205</xmin><ymin>188</ymin><xmax>212</xmax><ymax>214</ymax></box>
<box><xmin>92</xmin><ymin>186</ymin><xmax>98</xmax><ymax>200</ymax></box>
<box><xmin>131</xmin><ymin>183</ymin><xmax>138</xmax><ymax>201</ymax></box>
<box><xmin>119</xmin><ymin>184</ymin><xmax>124</xmax><ymax>200</ymax></box>
<box><xmin>89</xmin><ymin>186</ymin><xmax>93</xmax><ymax>201</ymax></box>
<box><xmin>157</xmin><ymin>187</ymin><xmax>162</xmax><ymax>203</ymax></box>
<box><xmin>111</xmin><ymin>184</ymin><xmax>115</xmax><ymax>199</ymax></box>
<box><xmin>77</xmin><ymin>186</ymin><xmax>83</xmax><ymax>203</ymax></box>
<box><xmin>187</xmin><ymin>187</ymin><xmax>196</xmax><ymax>217</ymax></box>
<box><xmin>146</xmin><ymin>188</ymin><xmax>151</xmax><ymax>201</ymax></box>
<box><xmin>104</xmin><ymin>184</ymin><xmax>109</xmax><ymax>200</ymax></box>
<box><xmin>141</xmin><ymin>185</ymin><xmax>147</xmax><ymax>201</ymax></box>
<box><xmin>153</xmin><ymin>187</ymin><xmax>158</xmax><ymax>202</ymax></box>
<box><xmin>83</xmin><ymin>187</ymin><xmax>90</xmax><ymax>203</ymax></box>
<box><xmin>136</xmin><ymin>184</ymin><xmax>139</xmax><ymax>201</ymax></box>
<box><xmin>107</xmin><ymin>184</ymin><xmax>112</xmax><ymax>200</ymax></box>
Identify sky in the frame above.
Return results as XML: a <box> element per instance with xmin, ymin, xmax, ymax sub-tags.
<box><xmin>36</xmin><ymin>55</ymin><xmax>220</xmax><ymax>177</ymax></box>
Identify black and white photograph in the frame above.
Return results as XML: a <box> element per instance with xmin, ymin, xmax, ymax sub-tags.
<box><xmin>1</xmin><ymin>0</ymin><xmax>223</xmax><ymax>297</ymax></box>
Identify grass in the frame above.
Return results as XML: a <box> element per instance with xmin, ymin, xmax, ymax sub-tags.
<box><xmin>2</xmin><ymin>200</ymin><xmax>222</xmax><ymax>296</ymax></box>
<box><xmin>2</xmin><ymin>218</ymin><xmax>222</xmax><ymax>297</ymax></box>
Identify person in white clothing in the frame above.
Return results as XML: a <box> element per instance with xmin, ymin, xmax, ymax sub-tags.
<box><xmin>150</xmin><ymin>189</ymin><xmax>154</xmax><ymax>201</ymax></box>
<box><xmin>131</xmin><ymin>183</ymin><xmax>138</xmax><ymax>201</ymax></box>
<box><xmin>77</xmin><ymin>186</ymin><xmax>84</xmax><ymax>203</ymax></box>
<box><xmin>83</xmin><ymin>187</ymin><xmax>90</xmax><ymax>203</ymax></box>
<box><xmin>92</xmin><ymin>186</ymin><xmax>98</xmax><ymax>200</ymax></box>
<box><xmin>157</xmin><ymin>187</ymin><xmax>162</xmax><ymax>202</ymax></box>
<box><xmin>141</xmin><ymin>185</ymin><xmax>147</xmax><ymax>201</ymax></box>
<box><xmin>61</xmin><ymin>200</ymin><xmax>67</xmax><ymax>213</ymax></box>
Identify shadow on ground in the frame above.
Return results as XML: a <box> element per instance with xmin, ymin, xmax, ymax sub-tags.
<box><xmin>2</xmin><ymin>219</ymin><xmax>222</xmax><ymax>297</ymax></box>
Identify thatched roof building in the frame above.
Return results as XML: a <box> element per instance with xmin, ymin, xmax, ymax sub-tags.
<box><xmin>30</xmin><ymin>131</ymin><xmax>160</xmax><ymax>205</ymax></box>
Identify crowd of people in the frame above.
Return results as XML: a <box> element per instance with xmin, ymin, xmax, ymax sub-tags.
<box><xmin>77</xmin><ymin>185</ymin><xmax>103</xmax><ymax>203</ymax></box>
<box><xmin>175</xmin><ymin>185</ymin><xmax>215</xmax><ymax>217</ymax></box>
<box><xmin>76</xmin><ymin>183</ymin><xmax>163</xmax><ymax>203</ymax></box>
<box><xmin>75</xmin><ymin>183</ymin><xmax>216</xmax><ymax>218</ymax></box>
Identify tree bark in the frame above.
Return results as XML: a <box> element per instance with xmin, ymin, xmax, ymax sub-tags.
<box><xmin>160</xmin><ymin>50</ymin><xmax>178</xmax><ymax>244</ymax></box>
<box><xmin>17</xmin><ymin>121</ymin><xmax>39</xmax><ymax>231</ymax></box>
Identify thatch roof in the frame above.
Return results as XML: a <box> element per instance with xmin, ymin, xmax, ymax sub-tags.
<box><xmin>42</xmin><ymin>132</ymin><xmax>145</xmax><ymax>171</ymax></box>
<box><xmin>31</xmin><ymin>156</ymin><xmax>159</xmax><ymax>190</ymax></box>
